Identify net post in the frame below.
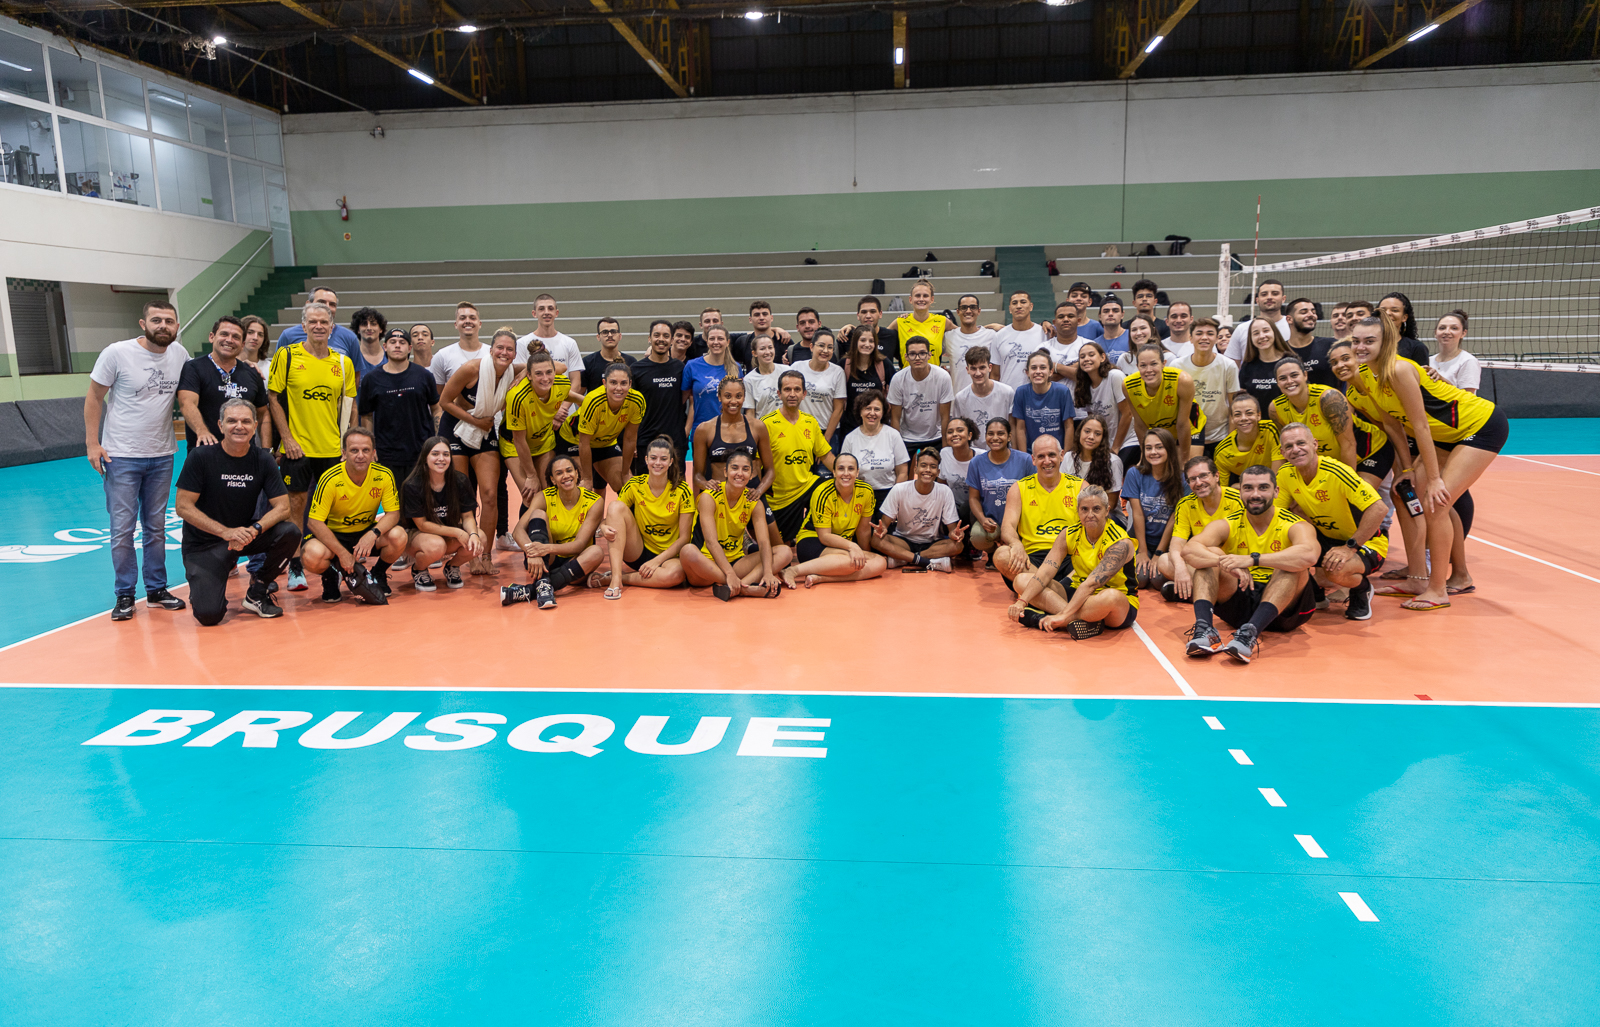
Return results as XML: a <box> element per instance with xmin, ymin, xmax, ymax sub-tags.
<box><xmin>1216</xmin><ymin>243</ymin><xmax>1232</xmax><ymax>324</ymax></box>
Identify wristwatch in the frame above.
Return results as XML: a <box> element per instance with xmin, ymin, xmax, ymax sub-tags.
<box><xmin>251</xmin><ymin>521</ymin><xmax>263</xmax><ymax>534</ymax></box>
<box><xmin>1344</xmin><ymin>538</ymin><xmax>1361</xmax><ymax>549</ymax></box>
<box><xmin>1250</xmin><ymin>552</ymin><xmax>1260</xmax><ymax>566</ymax></box>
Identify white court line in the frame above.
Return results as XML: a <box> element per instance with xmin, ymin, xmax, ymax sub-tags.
<box><xmin>1203</xmin><ymin>716</ymin><xmax>1224</xmax><ymax>730</ymax></box>
<box><xmin>1133</xmin><ymin>622</ymin><xmax>1198</xmax><ymax>697</ymax></box>
<box><xmin>1229</xmin><ymin>749</ymin><xmax>1253</xmax><ymax>765</ymax></box>
<box><xmin>0</xmin><ymin>581</ymin><xmax>194</xmax><ymax>657</ymax></box>
<box><xmin>1259</xmin><ymin>788</ymin><xmax>1286</xmax><ymax>807</ymax></box>
<box><xmin>1474</xmin><ymin>537</ymin><xmax>1600</xmax><ymax>585</ymax></box>
<box><xmin>1295</xmin><ymin>834</ymin><xmax>1328</xmax><ymax>858</ymax></box>
<box><xmin>1505</xmin><ymin>454</ymin><xmax>1600</xmax><ymax>478</ymax></box>
<box><xmin>1339</xmin><ymin>892</ymin><xmax>1380</xmax><ymax>922</ymax></box>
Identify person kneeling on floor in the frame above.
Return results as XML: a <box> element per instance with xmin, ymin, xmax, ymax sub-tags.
<box><xmin>300</xmin><ymin>427</ymin><xmax>408</xmax><ymax>605</ymax></box>
<box><xmin>1007</xmin><ymin>485</ymin><xmax>1138</xmax><ymax>638</ymax></box>
<box><xmin>1181</xmin><ymin>464</ymin><xmax>1321</xmax><ymax>664</ymax></box>
<box><xmin>174</xmin><ymin>399</ymin><xmax>301</xmax><ymax>624</ymax></box>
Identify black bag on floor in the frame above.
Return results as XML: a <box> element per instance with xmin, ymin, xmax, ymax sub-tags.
<box><xmin>901</xmin><ymin>265</ymin><xmax>921</xmax><ymax>278</ymax></box>
<box><xmin>978</xmin><ymin>260</ymin><xmax>996</xmax><ymax>277</ymax></box>
<box><xmin>870</xmin><ymin>278</ymin><xmax>886</xmax><ymax>294</ymax></box>
<box><xmin>1165</xmin><ymin>234</ymin><xmax>1192</xmax><ymax>255</ymax></box>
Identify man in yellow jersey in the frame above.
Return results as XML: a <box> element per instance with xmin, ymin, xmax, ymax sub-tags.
<box><xmin>267</xmin><ymin>300</ymin><xmax>359</xmax><ymax>591</ymax></box>
<box><xmin>1182</xmin><ymin>465</ymin><xmax>1321</xmax><ymax>663</ymax></box>
<box><xmin>1276</xmin><ymin>422</ymin><xmax>1387</xmax><ymax>621</ymax></box>
<box><xmin>1157</xmin><ymin>455</ymin><xmax>1246</xmax><ymax>602</ymax></box>
<box><xmin>761</xmin><ymin>369</ymin><xmax>835</xmax><ymax>544</ymax></box>
<box><xmin>300</xmin><ymin>427</ymin><xmax>407</xmax><ymax>605</ymax></box>
<box><xmin>505</xmin><ymin>349</ymin><xmax>582</xmax><ymax>499</ymax></box>
<box><xmin>1008</xmin><ymin>485</ymin><xmax>1137</xmax><ymax>638</ymax></box>
<box><xmin>555</xmin><ymin>362</ymin><xmax>646</xmax><ymax>495</ymax></box>
<box><xmin>993</xmin><ymin>435</ymin><xmax>1085</xmax><ymax>597</ymax></box>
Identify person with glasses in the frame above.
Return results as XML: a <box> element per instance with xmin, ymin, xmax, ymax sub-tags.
<box><xmin>580</xmin><ymin>317</ymin><xmax>635</xmax><ymax>398</ymax></box>
<box><xmin>943</xmin><ymin>295</ymin><xmax>997</xmax><ymax>394</ymax></box>
<box><xmin>1154</xmin><ymin>455</ymin><xmax>1244</xmax><ymax>603</ymax></box>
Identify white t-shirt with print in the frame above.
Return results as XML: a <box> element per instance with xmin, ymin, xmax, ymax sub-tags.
<box><xmin>795</xmin><ymin>360</ymin><xmax>846</xmax><ymax>428</ymax></box>
<box><xmin>944</xmin><ymin>327</ymin><xmax>996</xmax><ymax>394</ymax></box>
<box><xmin>90</xmin><ymin>338</ymin><xmax>187</xmax><ymax>457</ymax></box>
<box><xmin>953</xmin><ymin>381</ymin><xmax>1016</xmax><ymax>429</ymax></box>
<box><xmin>991</xmin><ymin>323</ymin><xmax>1047</xmax><ymax>389</ymax></box>
<box><xmin>517</xmin><ymin>331</ymin><xmax>582</xmax><ymax>381</ymax></box>
<box><xmin>841</xmin><ymin>426</ymin><xmax>910</xmax><ymax>491</ymax></box>
<box><xmin>881</xmin><ymin>480</ymin><xmax>958</xmax><ymax>543</ymax></box>
<box><xmin>886</xmin><ymin>365</ymin><xmax>955</xmax><ymax>443</ymax></box>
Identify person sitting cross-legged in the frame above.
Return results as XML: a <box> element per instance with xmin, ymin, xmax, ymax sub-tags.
<box><xmin>1006</xmin><ymin>484</ymin><xmax>1138</xmax><ymax>639</ymax></box>
<box><xmin>871</xmin><ymin>448</ymin><xmax>966</xmax><ymax>573</ymax></box>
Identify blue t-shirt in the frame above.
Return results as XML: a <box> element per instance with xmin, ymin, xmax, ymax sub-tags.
<box><xmin>1121</xmin><ymin>466</ymin><xmax>1189</xmax><ymax>548</ymax></box>
<box><xmin>685</xmin><ymin>356</ymin><xmax>732</xmax><ymax>433</ymax></box>
<box><xmin>1010</xmin><ymin>382</ymin><xmax>1075</xmax><ymax>448</ymax></box>
<box><xmin>1097</xmin><ymin>329</ymin><xmax>1131</xmax><ymax>361</ymax></box>
<box><xmin>352</xmin><ymin>348</ymin><xmax>386</xmax><ymax>380</ymax></box>
<box><xmin>273</xmin><ymin>324</ymin><xmax>359</xmax><ymax>361</ymax></box>
<box><xmin>965</xmin><ymin>450</ymin><xmax>1035</xmax><ymax>521</ymax></box>
<box><xmin>1077</xmin><ymin>319</ymin><xmax>1105</xmax><ymax>341</ymax></box>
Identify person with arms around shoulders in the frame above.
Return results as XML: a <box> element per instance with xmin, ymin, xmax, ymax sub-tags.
<box><xmin>886</xmin><ymin>278</ymin><xmax>950</xmax><ymax>367</ymax></box>
<box><xmin>300</xmin><ymin>426</ymin><xmax>408</xmax><ymax>604</ymax></box>
<box><xmin>840</xmin><ymin>295</ymin><xmax>902</xmax><ymax>378</ymax></box>
<box><xmin>1008</xmin><ymin>485</ymin><xmax>1137</xmax><ymax>639</ymax></box>
<box><xmin>555</xmin><ymin>360</ymin><xmax>647</xmax><ymax>497</ymax></box>
<box><xmin>503</xmin><ymin>347</ymin><xmax>584</xmax><ymax>503</ymax></box>
<box><xmin>944</xmin><ymin>294</ymin><xmax>997</xmax><ymax>394</ymax></box>
<box><xmin>400</xmin><ymin>436</ymin><xmax>482</xmax><ymax>592</ymax></box>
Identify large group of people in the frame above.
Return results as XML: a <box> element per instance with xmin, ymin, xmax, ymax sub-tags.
<box><xmin>86</xmin><ymin>271</ymin><xmax>1504</xmax><ymax>662</ymax></box>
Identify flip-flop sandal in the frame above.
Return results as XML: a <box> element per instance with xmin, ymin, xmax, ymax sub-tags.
<box><xmin>1379</xmin><ymin>567</ymin><xmax>1410</xmax><ymax>580</ymax></box>
<box><xmin>1065</xmin><ymin>619</ymin><xmax>1104</xmax><ymax>640</ymax></box>
<box><xmin>604</xmin><ymin>586</ymin><xmax>623</xmax><ymax>600</ymax></box>
<box><xmin>588</xmin><ymin>570</ymin><xmax>611</xmax><ymax>589</ymax></box>
<box><xmin>1400</xmin><ymin>598</ymin><xmax>1451</xmax><ymax>611</ymax></box>
<box><xmin>1446</xmin><ymin>584</ymin><xmax>1476</xmax><ymax>596</ymax></box>
<box><xmin>1375</xmin><ymin>586</ymin><xmax>1422</xmax><ymax>598</ymax></box>
<box><xmin>712</xmin><ymin>584</ymin><xmax>734</xmax><ymax>602</ymax></box>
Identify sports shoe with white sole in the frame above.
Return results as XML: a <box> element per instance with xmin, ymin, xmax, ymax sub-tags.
<box><xmin>928</xmin><ymin>557</ymin><xmax>952</xmax><ymax>573</ymax></box>
<box><xmin>412</xmin><ymin>569</ymin><xmax>437</xmax><ymax>592</ymax></box>
<box><xmin>443</xmin><ymin>564</ymin><xmax>464</xmax><ymax>589</ymax></box>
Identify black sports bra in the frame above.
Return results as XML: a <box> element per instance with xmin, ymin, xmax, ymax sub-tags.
<box><xmin>707</xmin><ymin>414</ymin><xmax>755</xmax><ymax>463</ymax></box>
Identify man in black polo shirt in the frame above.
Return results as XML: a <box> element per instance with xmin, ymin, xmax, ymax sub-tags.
<box><xmin>358</xmin><ymin>327</ymin><xmax>439</xmax><ymax>477</ymax></box>
<box><xmin>174</xmin><ymin>399</ymin><xmax>299</xmax><ymax>625</ymax></box>
<box><xmin>630</xmin><ymin>319</ymin><xmax>690</xmax><ymax>473</ymax></box>
<box><xmin>176</xmin><ymin>316</ymin><xmax>268</xmax><ymax>450</ymax></box>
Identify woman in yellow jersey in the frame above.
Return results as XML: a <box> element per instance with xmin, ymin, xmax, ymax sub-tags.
<box><xmin>439</xmin><ymin>329</ymin><xmax>518</xmax><ymax>574</ymax></box>
<box><xmin>1122</xmin><ymin>342</ymin><xmax>1202</xmax><ymax>468</ymax></box>
<box><xmin>1350</xmin><ymin>316</ymin><xmax>1507</xmax><ymax>610</ymax></box>
<box><xmin>887</xmin><ymin>279</ymin><xmax>950</xmax><ymax>368</ymax></box>
<box><xmin>555</xmin><ymin>362</ymin><xmax>647</xmax><ymax>496</ymax></box>
<box><xmin>787</xmin><ymin>452</ymin><xmax>888</xmax><ymax>588</ymax></box>
<box><xmin>1271</xmin><ymin>355</ymin><xmax>1392</xmax><ymax>483</ymax></box>
<box><xmin>1322</xmin><ymin>339</ymin><xmax>1399</xmax><ymax>494</ymax></box>
<box><xmin>1008</xmin><ymin>485</ymin><xmax>1138</xmax><ymax>638</ymax></box>
<box><xmin>1213</xmin><ymin>393</ymin><xmax>1283</xmax><ymax>487</ymax></box>
<box><xmin>502</xmin><ymin>454</ymin><xmax>605</xmax><ymax>609</ymax></box>
<box><xmin>504</xmin><ymin>348</ymin><xmax>583</xmax><ymax>500</ymax></box>
<box><xmin>679</xmin><ymin>447</ymin><xmax>792</xmax><ymax>600</ymax></box>
<box><xmin>599</xmin><ymin>437</ymin><xmax>695</xmax><ymax>599</ymax></box>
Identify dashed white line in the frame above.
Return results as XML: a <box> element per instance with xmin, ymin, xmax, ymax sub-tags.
<box><xmin>1474</xmin><ymin>537</ymin><xmax>1600</xmax><ymax>585</ymax></box>
<box><xmin>1295</xmin><ymin>834</ymin><xmax>1328</xmax><ymax>858</ymax></box>
<box><xmin>1203</xmin><ymin>716</ymin><xmax>1224</xmax><ymax>730</ymax></box>
<box><xmin>1229</xmin><ymin>749</ymin><xmax>1253</xmax><ymax>765</ymax></box>
<box><xmin>1259</xmin><ymin>788</ymin><xmax>1286</xmax><ymax>807</ymax></box>
<box><xmin>1339</xmin><ymin>892</ymin><xmax>1380</xmax><ymax>922</ymax></box>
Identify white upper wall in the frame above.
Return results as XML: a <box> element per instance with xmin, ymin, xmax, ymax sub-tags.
<box><xmin>283</xmin><ymin>62</ymin><xmax>1600</xmax><ymax>212</ymax></box>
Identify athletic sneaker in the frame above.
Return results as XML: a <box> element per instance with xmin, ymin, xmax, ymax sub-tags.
<box><xmin>1161</xmin><ymin>581</ymin><xmax>1192</xmax><ymax>604</ymax></box>
<box><xmin>443</xmin><ymin>564</ymin><xmax>464</xmax><ymax>589</ymax></box>
<box><xmin>320</xmin><ymin>569</ymin><xmax>342</xmax><ymax>603</ymax></box>
<box><xmin>286</xmin><ymin>565</ymin><xmax>308</xmax><ymax>592</ymax></box>
<box><xmin>1064</xmin><ymin>619</ymin><xmax>1103</xmax><ymax>640</ymax></box>
<box><xmin>1184</xmin><ymin>622</ymin><xmax>1223</xmax><ymax>657</ymax></box>
<box><xmin>227</xmin><ymin>562</ymin><xmax>240</xmax><ymax>578</ymax></box>
<box><xmin>111</xmin><ymin>595</ymin><xmax>136</xmax><ymax>621</ymax></box>
<box><xmin>496</xmin><ymin>533</ymin><xmax>520</xmax><ymax>552</ymax></box>
<box><xmin>412</xmin><ymin>569</ymin><xmax>438</xmax><ymax>593</ymax></box>
<box><xmin>535</xmin><ymin>578</ymin><xmax>557</xmax><ymax>610</ymax></box>
<box><xmin>1345</xmin><ymin>578</ymin><xmax>1373</xmax><ymax>621</ymax></box>
<box><xmin>374</xmin><ymin>570</ymin><xmax>392</xmax><ymax>598</ymax></box>
<box><xmin>241</xmin><ymin>587</ymin><xmax>283</xmax><ymax>619</ymax></box>
<box><xmin>391</xmin><ymin>555</ymin><xmax>410</xmax><ymax>571</ymax></box>
<box><xmin>500</xmin><ymin>583</ymin><xmax>532</xmax><ymax>606</ymax></box>
<box><xmin>146</xmin><ymin>588</ymin><xmax>187</xmax><ymax>611</ymax></box>
<box><xmin>1220</xmin><ymin>624</ymin><xmax>1261</xmax><ymax>664</ymax></box>
<box><xmin>928</xmin><ymin>557</ymin><xmax>952</xmax><ymax>573</ymax></box>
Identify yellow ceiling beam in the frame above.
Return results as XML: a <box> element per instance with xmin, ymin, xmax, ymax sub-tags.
<box><xmin>587</xmin><ymin>0</ymin><xmax>689</xmax><ymax>97</ymax></box>
<box><xmin>1118</xmin><ymin>0</ymin><xmax>1201</xmax><ymax>78</ymax></box>
<box><xmin>1354</xmin><ymin>0</ymin><xmax>1485</xmax><ymax>68</ymax></box>
<box><xmin>274</xmin><ymin>0</ymin><xmax>481</xmax><ymax>104</ymax></box>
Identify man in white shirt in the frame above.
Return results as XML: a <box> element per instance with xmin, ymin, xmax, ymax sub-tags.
<box><xmin>430</xmin><ymin>302</ymin><xmax>485</xmax><ymax>388</ymax></box>
<box><xmin>942</xmin><ymin>294</ymin><xmax>997</xmax><ymax>393</ymax></box>
<box><xmin>991</xmin><ymin>290</ymin><xmax>1047</xmax><ymax>389</ymax></box>
<box><xmin>1047</xmin><ymin>302</ymin><xmax>1086</xmax><ymax>378</ymax></box>
<box><xmin>887</xmin><ymin>338</ymin><xmax>954</xmax><ymax>452</ymax></box>
<box><xmin>85</xmin><ymin>299</ymin><xmax>191</xmax><ymax>620</ymax></box>
<box><xmin>1162</xmin><ymin>302</ymin><xmax>1197</xmax><ymax>362</ymax></box>
<box><xmin>1175</xmin><ymin>317</ymin><xmax>1239</xmax><ymax>450</ymax></box>
<box><xmin>872</xmin><ymin>449</ymin><xmax>965</xmax><ymax>572</ymax></box>
<box><xmin>516</xmin><ymin>293</ymin><xmax>582</xmax><ymax>380</ymax></box>
<box><xmin>1225</xmin><ymin>279</ymin><xmax>1289</xmax><ymax>362</ymax></box>
<box><xmin>952</xmin><ymin>346</ymin><xmax>1015</xmax><ymax>427</ymax></box>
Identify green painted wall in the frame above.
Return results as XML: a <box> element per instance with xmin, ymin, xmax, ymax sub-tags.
<box><xmin>291</xmin><ymin>170</ymin><xmax>1600</xmax><ymax>266</ymax></box>
<box><xmin>0</xmin><ymin>371</ymin><xmax>95</xmax><ymax>404</ymax></box>
<box><xmin>173</xmin><ymin>230</ymin><xmax>273</xmax><ymax>351</ymax></box>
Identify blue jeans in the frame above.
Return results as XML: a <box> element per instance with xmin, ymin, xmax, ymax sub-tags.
<box><xmin>103</xmin><ymin>454</ymin><xmax>174</xmax><ymax>596</ymax></box>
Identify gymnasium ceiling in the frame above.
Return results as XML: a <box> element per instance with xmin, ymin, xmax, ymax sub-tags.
<box><xmin>3</xmin><ymin>0</ymin><xmax>1597</xmax><ymax>114</ymax></box>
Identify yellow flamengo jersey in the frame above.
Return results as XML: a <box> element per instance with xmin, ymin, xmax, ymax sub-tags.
<box><xmin>1062</xmin><ymin>519</ymin><xmax>1138</xmax><ymax>609</ymax></box>
<box><xmin>1014</xmin><ymin>472</ymin><xmax>1084</xmax><ymax>554</ymax></box>
<box><xmin>1123</xmin><ymin>365</ymin><xmax>1205</xmax><ymax>439</ymax></box>
<box><xmin>1357</xmin><ymin>358</ymin><xmax>1493</xmax><ymax>444</ymax></box>
<box><xmin>543</xmin><ymin>485</ymin><xmax>600</xmax><ymax>545</ymax></box>
<box><xmin>1224</xmin><ymin>508</ymin><xmax>1305</xmax><ymax>585</ymax></box>
<box><xmin>896</xmin><ymin>312</ymin><xmax>949</xmax><ymax>367</ymax></box>
<box><xmin>619</xmin><ymin>474</ymin><xmax>693</xmax><ymax>554</ymax></box>
<box><xmin>1275</xmin><ymin>457</ymin><xmax>1388</xmax><ymax>557</ymax></box>
<box><xmin>500</xmin><ymin>374</ymin><xmax>572</xmax><ymax>459</ymax></box>
<box><xmin>797</xmin><ymin>478</ymin><xmax>875</xmax><ymax>543</ymax></box>
<box><xmin>308</xmin><ymin>461</ymin><xmax>398</xmax><ymax>534</ymax></box>
<box><xmin>1171</xmin><ymin>487</ymin><xmax>1244</xmax><ymax>541</ymax></box>
<box><xmin>268</xmin><ymin>343</ymin><xmax>358</xmax><ymax>459</ymax></box>
<box><xmin>1271</xmin><ymin>384</ymin><xmax>1387</xmax><ymax>462</ymax></box>
<box><xmin>700</xmin><ymin>481</ymin><xmax>758</xmax><ymax>561</ymax></box>
<box><xmin>761</xmin><ymin>409</ymin><xmax>831</xmax><ymax>509</ymax></box>
<box><xmin>558</xmin><ymin>386</ymin><xmax>646</xmax><ymax>447</ymax></box>
<box><xmin>1214</xmin><ymin>423</ymin><xmax>1281</xmax><ymax>487</ymax></box>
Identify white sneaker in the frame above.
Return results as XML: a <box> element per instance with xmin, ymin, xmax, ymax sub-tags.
<box><xmin>496</xmin><ymin>533</ymin><xmax>520</xmax><ymax>552</ymax></box>
<box><xmin>886</xmin><ymin>557</ymin><xmax>904</xmax><ymax>569</ymax></box>
<box><xmin>928</xmin><ymin>557</ymin><xmax>952</xmax><ymax>573</ymax></box>
<box><xmin>430</xmin><ymin>560</ymin><xmax>445</xmax><ymax>569</ymax></box>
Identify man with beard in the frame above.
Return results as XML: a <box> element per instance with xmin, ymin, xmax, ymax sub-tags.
<box><xmin>1283</xmin><ymin>297</ymin><xmax>1341</xmax><ymax>389</ymax></box>
<box><xmin>86</xmin><ymin>299</ymin><xmax>191</xmax><ymax>621</ymax></box>
<box><xmin>1183</xmin><ymin>464</ymin><xmax>1321</xmax><ymax>664</ymax></box>
<box><xmin>1156</xmin><ymin>455</ymin><xmax>1245</xmax><ymax>603</ymax></box>
<box><xmin>630</xmin><ymin>319</ymin><xmax>691</xmax><ymax>474</ymax></box>
<box><xmin>1225</xmin><ymin>279</ymin><xmax>1289</xmax><ymax>362</ymax></box>
<box><xmin>177</xmin><ymin>315</ymin><xmax>269</xmax><ymax>452</ymax></box>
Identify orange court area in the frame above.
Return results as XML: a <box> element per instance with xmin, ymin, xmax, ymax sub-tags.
<box><xmin>5</xmin><ymin>454</ymin><xmax>1597</xmax><ymax>705</ymax></box>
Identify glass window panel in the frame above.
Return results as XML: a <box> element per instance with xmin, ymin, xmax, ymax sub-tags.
<box><xmin>207</xmin><ymin>150</ymin><xmax>232</xmax><ymax>221</ymax></box>
<box><xmin>188</xmin><ymin>94</ymin><xmax>224</xmax><ymax>150</ymax></box>
<box><xmin>147</xmin><ymin>82</ymin><xmax>189</xmax><ymax>139</ymax></box>
<box><xmin>0</xmin><ymin>98</ymin><xmax>59</xmax><ymax>191</ymax></box>
<box><xmin>48</xmin><ymin>47</ymin><xmax>100</xmax><ymax>117</ymax></box>
<box><xmin>266</xmin><ymin>167</ymin><xmax>293</xmax><ymax>264</ymax></box>
<box><xmin>225</xmin><ymin>107</ymin><xmax>253</xmax><ymax>158</ymax></box>
<box><xmin>100</xmin><ymin>65</ymin><xmax>146</xmax><ymax>129</ymax></box>
<box><xmin>0</xmin><ymin>30</ymin><xmax>48</xmax><ymax>102</ymax></box>
<box><xmin>253</xmin><ymin>115</ymin><xmax>281</xmax><ymax>164</ymax></box>
<box><xmin>233</xmin><ymin>158</ymin><xmax>267</xmax><ymax>227</ymax></box>
<box><xmin>105</xmin><ymin>126</ymin><xmax>153</xmax><ymax>207</ymax></box>
<box><xmin>58</xmin><ymin>115</ymin><xmax>108</xmax><ymax>197</ymax></box>
<box><xmin>154</xmin><ymin>138</ymin><xmax>229</xmax><ymax>218</ymax></box>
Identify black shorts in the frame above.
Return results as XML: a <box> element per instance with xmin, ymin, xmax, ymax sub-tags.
<box><xmin>625</xmin><ymin>546</ymin><xmax>668</xmax><ymax>572</ymax></box>
<box><xmin>1063</xmin><ymin>585</ymin><xmax>1139</xmax><ymax>630</ymax></box>
<box><xmin>1315</xmin><ymin>532</ymin><xmax>1384</xmax><ymax>574</ymax></box>
<box><xmin>770</xmin><ymin>479</ymin><xmax>821</xmax><ymax>543</ymax></box>
<box><xmin>1003</xmin><ymin>548</ymin><xmax>1073</xmax><ymax>594</ymax></box>
<box><xmin>377</xmin><ymin>450</ymin><xmax>421</xmax><ymax>479</ymax></box>
<box><xmin>796</xmin><ymin>536</ymin><xmax>827</xmax><ymax>563</ymax></box>
<box><xmin>554</xmin><ymin>434</ymin><xmax>623</xmax><ymax>465</ymax></box>
<box><xmin>1357</xmin><ymin>442</ymin><xmax>1395</xmax><ymax>480</ymax></box>
<box><xmin>892</xmin><ymin>533</ymin><xmax>942</xmax><ymax>555</ymax></box>
<box><xmin>1435</xmin><ymin>408</ymin><xmax>1509</xmax><ymax>455</ymax></box>
<box><xmin>1215</xmin><ymin>578</ymin><xmax>1317</xmax><ymax>632</ymax></box>
<box><xmin>305</xmin><ymin>527</ymin><xmax>379</xmax><ymax>551</ymax></box>
<box><xmin>280</xmin><ymin>454</ymin><xmax>341</xmax><ymax>494</ymax></box>
<box><xmin>440</xmin><ymin>419</ymin><xmax>500</xmax><ymax>456</ymax></box>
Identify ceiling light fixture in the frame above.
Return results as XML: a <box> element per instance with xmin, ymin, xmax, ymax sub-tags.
<box><xmin>0</xmin><ymin>58</ymin><xmax>33</xmax><ymax>72</ymax></box>
<box><xmin>153</xmin><ymin>94</ymin><xmax>189</xmax><ymax>106</ymax></box>
<box><xmin>1407</xmin><ymin>22</ymin><xmax>1439</xmax><ymax>41</ymax></box>
<box><xmin>1144</xmin><ymin>34</ymin><xmax>1164</xmax><ymax>53</ymax></box>
<box><xmin>408</xmin><ymin>68</ymin><xmax>435</xmax><ymax>84</ymax></box>
<box><xmin>1044</xmin><ymin>0</ymin><xmax>1069</xmax><ymax>6</ymax></box>
<box><xmin>744</xmin><ymin>10</ymin><xmax>764</xmax><ymax>19</ymax></box>
<box><xmin>457</xmin><ymin>24</ymin><xmax>478</xmax><ymax>32</ymax></box>
<box><xmin>211</xmin><ymin>35</ymin><xmax>227</xmax><ymax>45</ymax></box>
<box><xmin>894</xmin><ymin>47</ymin><xmax>904</xmax><ymax>65</ymax></box>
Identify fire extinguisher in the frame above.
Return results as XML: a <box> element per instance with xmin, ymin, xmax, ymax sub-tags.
<box><xmin>338</xmin><ymin>196</ymin><xmax>349</xmax><ymax>221</ymax></box>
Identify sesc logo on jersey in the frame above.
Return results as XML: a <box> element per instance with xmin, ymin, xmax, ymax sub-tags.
<box><xmin>304</xmin><ymin>386</ymin><xmax>335</xmax><ymax>402</ymax></box>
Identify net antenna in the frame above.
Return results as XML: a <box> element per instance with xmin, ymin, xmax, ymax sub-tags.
<box><xmin>1223</xmin><ymin>204</ymin><xmax>1600</xmax><ymax>368</ymax></box>
<box><xmin>1249</xmin><ymin>194</ymin><xmax>1262</xmax><ymax>315</ymax></box>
